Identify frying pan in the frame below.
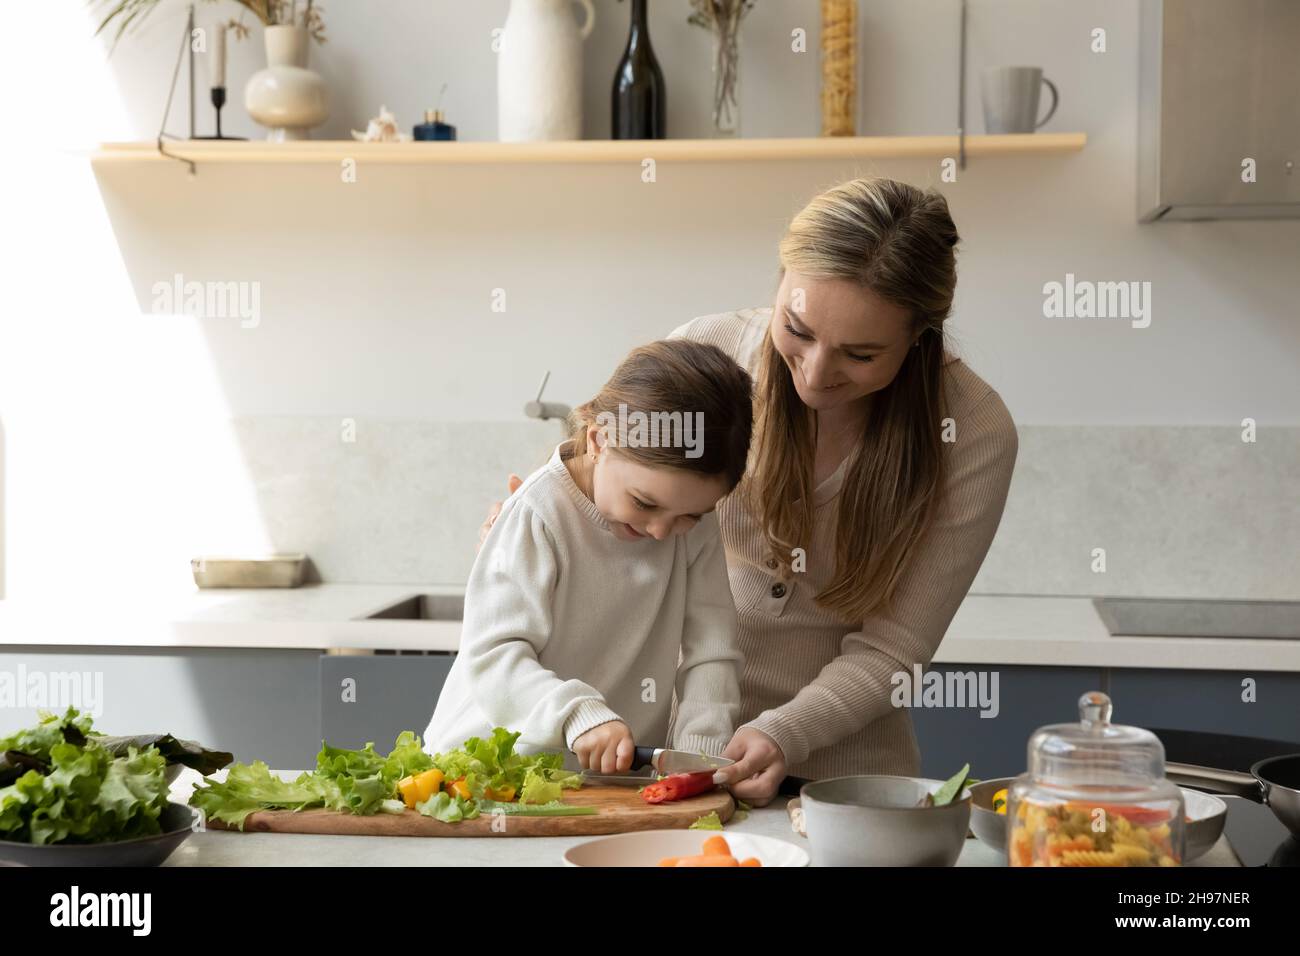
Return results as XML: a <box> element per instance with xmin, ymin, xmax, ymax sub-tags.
<box><xmin>1251</xmin><ymin>755</ymin><xmax>1300</xmax><ymax>836</ymax></box>
<box><xmin>1167</xmin><ymin>754</ymin><xmax>1300</xmax><ymax>837</ymax></box>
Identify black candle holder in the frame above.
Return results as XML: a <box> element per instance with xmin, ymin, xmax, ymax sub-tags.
<box><xmin>193</xmin><ymin>87</ymin><xmax>246</xmax><ymax>141</ymax></box>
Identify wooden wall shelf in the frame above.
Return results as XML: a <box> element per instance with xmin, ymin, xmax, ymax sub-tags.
<box><xmin>93</xmin><ymin>133</ymin><xmax>1086</xmax><ymax>167</ymax></box>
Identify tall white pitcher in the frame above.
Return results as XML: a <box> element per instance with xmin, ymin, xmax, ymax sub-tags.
<box><xmin>498</xmin><ymin>0</ymin><xmax>596</xmax><ymax>141</ymax></box>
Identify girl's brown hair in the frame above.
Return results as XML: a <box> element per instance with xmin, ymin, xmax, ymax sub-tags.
<box><xmin>746</xmin><ymin>177</ymin><xmax>959</xmax><ymax>622</ymax></box>
<box><xmin>569</xmin><ymin>339</ymin><xmax>754</xmax><ymax>491</ymax></box>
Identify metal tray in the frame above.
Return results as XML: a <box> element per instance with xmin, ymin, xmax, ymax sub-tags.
<box><xmin>191</xmin><ymin>553</ymin><xmax>307</xmax><ymax>589</ymax></box>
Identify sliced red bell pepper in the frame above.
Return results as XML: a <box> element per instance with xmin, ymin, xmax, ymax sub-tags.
<box><xmin>641</xmin><ymin>771</ymin><xmax>716</xmax><ymax>804</ymax></box>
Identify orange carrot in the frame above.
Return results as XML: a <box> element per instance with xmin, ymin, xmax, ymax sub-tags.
<box><xmin>739</xmin><ymin>857</ymin><xmax>762</xmax><ymax>867</ymax></box>
<box><xmin>674</xmin><ymin>855</ymin><xmax>740</xmax><ymax>867</ymax></box>
<box><xmin>702</xmin><ymin>835</ymin><xmax>732</xmax><ymax>857</ymax></box>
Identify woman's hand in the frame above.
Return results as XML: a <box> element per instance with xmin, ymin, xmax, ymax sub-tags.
<box><xmin>573</xmin><ymin>721</ymin><xmax>635</xmax><ymax>773</ymax></box>
<box><xmin>478</xmin><ymin>474</ymin><xmax>524</xmax><ymax>549</ymax></box>
<box><xmin>716</xmin><ymin>727</ymin><xmax>786</xmax><ymax>807</ymax></box>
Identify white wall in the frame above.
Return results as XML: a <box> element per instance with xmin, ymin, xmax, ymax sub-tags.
<box><xmin>1</xmin><ymin>1</ymin><xmax>1297</xmax><ymax>603</ymax></box>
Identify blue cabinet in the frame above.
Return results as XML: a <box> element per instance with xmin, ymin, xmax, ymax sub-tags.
<box><xmin>1107</xmin><ymin>669</ymin><xmax>1300</xmax><ymax>745</ymax></box>
<box><xmin>909</xmin><ymin>664</ymin><xmax>1103</xmax><ymax>780</ymax></box>
<box><xmin>319</xmin><ymin>652</ymin><xmax>456</xmax><ymax>751</ymax></box>
<box><xmin>911</xmin><ymin>664</ymin><xmax>1300</xmax><ymax>781</ymax></box>
<box><xmin>0</xmin><ymin>648</ymin><xmax>322</xmax><ymax>770</ymax></box>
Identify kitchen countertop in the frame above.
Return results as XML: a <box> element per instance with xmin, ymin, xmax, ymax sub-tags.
<box><xmin>4</xmin><ymin>586</ymin><xmax>1299</xmax><ymax>671</ymax></box>
<box><xmin>161</xmin><ymin>768</ymin><xmax>1241</xmax><ymax>867</ymax></box>
<box><xmin>0</xmin><ymin>584</ymin><xmax>465</xmax><ymax>652</ymax></box>
<box><xmin>938</xmin><ymin>594</ymin><xmax>1300</xmax><ymax>671</ymax></box>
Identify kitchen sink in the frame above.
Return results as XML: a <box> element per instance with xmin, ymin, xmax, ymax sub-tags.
<box><xmin>363</xmin><ymin>593</ymin><xmax>465</xmax><ymax>622</ymax></box>
<box><xmin>1093</xmin><ymin>598</ymin><xmax>1300</xmax><ymax>640</ymax></box>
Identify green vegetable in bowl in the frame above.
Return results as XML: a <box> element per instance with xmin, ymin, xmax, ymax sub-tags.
<box><xmin>91</xmin><ymin>732</ymin><xmax>232</xmax><ymax>776</ymax></box>
<box><xmin>0</xmin><ymin>708</ymin><xmax>172</xmax><ymax>846</ymax></box>
<box><xmin>919</xmin><ymin>763</ymin><xmax>975</xmax><ymax>808</ymax></box>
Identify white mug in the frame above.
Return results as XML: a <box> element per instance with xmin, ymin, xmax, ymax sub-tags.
<box><xmin>981</xmin><ymin>66</ymin><xmax>1059</xmax><ymax>134</ymax></box>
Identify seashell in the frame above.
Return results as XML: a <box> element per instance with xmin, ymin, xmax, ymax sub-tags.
<box><xmin>350</xmin><ymin>105</ymin><xmax>410</xmax><ymax>143</ymax></box>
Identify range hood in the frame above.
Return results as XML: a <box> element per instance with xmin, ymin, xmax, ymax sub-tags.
<box><xmin>1138</xmin><ymin>0</ymin><xmax>1300</xmax><ymax>222</ymax></box>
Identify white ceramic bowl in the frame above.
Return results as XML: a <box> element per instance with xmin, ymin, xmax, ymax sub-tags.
<box><xmin>967</xmin><ymin>777</ymin><xmax>1016</xmax><ymax>854</ymax></box>
<box><xmin>563</xmin><ymin>829</ymin><xmax>809</xmax><ymax>867</ymax></box>
<box><xmin>800</xmin><ymin>775</ymin><xmax>972</xmax><ymax>867</ymax></box>
<box><xmin>1183</xmin><ymin>788</ymin><xmax>1228</xmax><ymax>862</ymax></box>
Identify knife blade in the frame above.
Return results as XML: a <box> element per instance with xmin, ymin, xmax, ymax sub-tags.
<box><xmin>633</xmin><ymin>746</ymin><xmax>735</xmax><ymax>777</ymax></box>
<box><xmin>560</xmin><ymin>747</ymin><xmax>735</xmax><ymax>788</ymax></box>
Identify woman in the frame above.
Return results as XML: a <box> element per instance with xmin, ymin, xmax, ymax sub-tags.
<box><xmin>481</xmin><ymin>177</ymin><xmax>1018</xmax><ymax>807</ymax></box>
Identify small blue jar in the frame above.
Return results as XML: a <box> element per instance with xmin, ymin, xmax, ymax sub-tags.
<box><xmin>413</xmin><ymin>109</ymin><xmax>457</xmax><ymax>141</ymax></box>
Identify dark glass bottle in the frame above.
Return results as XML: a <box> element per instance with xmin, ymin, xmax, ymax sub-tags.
<box><xmin>612</xmin><ymin>0</ymin><xmax>666</xmax><ymax>139</ymax></box>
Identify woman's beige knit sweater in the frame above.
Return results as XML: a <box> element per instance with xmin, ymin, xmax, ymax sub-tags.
<box><xmin>669</xmin><ymin>308</ymin><xmax>1019</xmax><ymax>780</ymax></box>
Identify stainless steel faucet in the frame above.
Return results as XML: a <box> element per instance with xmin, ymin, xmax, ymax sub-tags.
<box><xmin>523</xmin><ymin>371</ymin><xmax>571</xmax><ymax>423</ymax></box>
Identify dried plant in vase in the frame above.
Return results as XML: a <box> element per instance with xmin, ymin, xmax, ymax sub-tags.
<box><xmin>688</xmin><ymin>0</ymin><xmax>756</xmax><ymax>136</ymax></box>
<box><xmin>90</xmin><ymin>0</ymin><xmax>326</xmax><ymax>52</ymax></box>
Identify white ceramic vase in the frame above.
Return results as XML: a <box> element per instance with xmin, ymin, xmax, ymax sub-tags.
<box><xmin>244</xmin><ymin>25</ymin><xmax>329</xmax><ymax>141</ymax></box>
<box><xmin>498</xmin><ymin>0</ymin><xmax>596</xmax><ymax>142</ymax></box>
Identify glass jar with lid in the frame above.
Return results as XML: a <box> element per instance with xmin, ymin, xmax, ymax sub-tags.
<box><xmin>1008</xmin><ymin>691</ymin><xmax>1185</xmax><ymax>867</ymax></box>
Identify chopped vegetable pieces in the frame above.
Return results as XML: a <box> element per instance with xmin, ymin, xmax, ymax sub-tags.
<box><xmin>641</xmin><ymin>771</ymin><xmax>715</xmax><ymax>804</ymax></box>
<box><xmin>190</xmin><ymin>726</ymin><xmax>583</xmax><ymax>828</ymax></box>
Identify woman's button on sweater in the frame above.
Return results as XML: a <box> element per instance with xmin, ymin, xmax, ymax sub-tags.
<box><xmin>757</xmin><ymin>578</ymin><xmax>792</xmax><ymax>617</ymax></box>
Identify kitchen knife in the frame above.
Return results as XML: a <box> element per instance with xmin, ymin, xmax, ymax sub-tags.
<box><xmin>632</xmin><ymin>746</ymin><xmax>734</xmax><ymax>776</ymax></box>
<box><xmin>562</xmin><ymin>747</ymin><xmax>735</xmax><ymax>787</ymax></box>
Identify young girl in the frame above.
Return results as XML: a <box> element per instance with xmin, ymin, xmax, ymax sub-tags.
<box><xmin>424</xmin><ymin>339</ymin><xmax>754</xmax><ymax>772</ymax></box>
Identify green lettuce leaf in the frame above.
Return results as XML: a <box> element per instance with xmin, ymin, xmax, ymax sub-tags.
<box><xmin>688</xmin><ymin>810</ymin><xmax>724</xmax><ymax>830</ymax></box>
<box><xmin>519</xmin><ymin>766</ymin><xmax>583</xmax><ymax>804</ymax></box>
<box><xmin>383</xmin><ymin>730</ymin><xmax>435</xmax><ymax>781</ymax></box>
<box><xmin>0</xmin><ymin>732</ymin><xmax>168</xmax><ymax>846</ymax></box>
<box><xmin>0</xmin><ymin>706</ymin><xmax>95</xmax><ymax>765</ymax></box>
<box><xmin>475</xmin><ymin>798</ymin><xmax>597</xmax><ymax>817</ymax></box>
<box><xmin>416</xmin><ymin>791</ymin><xmax>480</xmax><ymax>823</ymax></box>
<box><xmin>189</xmin><ymin>761</ymin><xmax>339</xmax><ymax>830</ymax></box>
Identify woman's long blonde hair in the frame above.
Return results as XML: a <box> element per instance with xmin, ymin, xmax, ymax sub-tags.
<box><xmin>745</xmin><ymin>177</ymin><xmax>959</xmax><ymax>623</ymax></box>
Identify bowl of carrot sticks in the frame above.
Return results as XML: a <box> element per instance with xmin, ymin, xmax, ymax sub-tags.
<box><xmin>562</xmin><ymin>831</ymin><xmax>809</xmax><ymax>867</ymax></box>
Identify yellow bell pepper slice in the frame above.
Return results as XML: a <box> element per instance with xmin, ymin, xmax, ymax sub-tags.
<box><xmin>398</xmin><ymin>775</ymin><xmax>421</xmax><ymax>810</ymax></box>
<box><xmin>398</xmin><ymin>769</ymin><xmax>447</xmax><ymax>810</ymax></box>
<box><xmin>414</xmin><ymin>769</ymin><xmax>444</xmax><ymax>804</ymax></box>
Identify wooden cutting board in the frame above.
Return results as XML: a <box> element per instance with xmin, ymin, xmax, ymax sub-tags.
<box><xmin>206</xmin><ymin>785</ymin><xmax>734</xmax><ymax>837</ymax></box>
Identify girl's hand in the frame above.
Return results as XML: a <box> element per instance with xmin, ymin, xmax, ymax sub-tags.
<box><xmin>478</xmin><ymin>474</ymin><xmax>524</xmax><ymax>549</ymax></box>
<box><xmin>573</xmin><ymin>721</ymin><xmax>635</xmax><ymax>774</ymax></box>
<box><xmin>716</xmin><ymin>727</ymin><xmax>786</xmax><ymax>807</ymax></box>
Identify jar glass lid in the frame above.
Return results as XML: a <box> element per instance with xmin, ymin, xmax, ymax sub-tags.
<box><xmin>1027</xmin><ymin>691</ymin><xmax>1167</xmax><ymax>785</ymax></box>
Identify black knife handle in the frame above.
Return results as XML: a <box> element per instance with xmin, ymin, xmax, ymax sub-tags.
<box><xmin>631</xmin><ymin>747</ymin><xmax>658</xmax><ymax>772</ymax></box>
